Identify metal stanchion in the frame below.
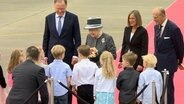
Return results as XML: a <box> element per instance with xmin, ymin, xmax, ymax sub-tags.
<box><xmin>161</xmin><ymin>69</ymin><xmax>169</xmax><ymax>104</ymax></box>
<box><xmin>48</xmin><ymin>78</ymin><xmax>54</xmax><ymax>104</ymax></box>
<box><xmin>152</xmin><ymin>80</ymin><xmax>156</xmax><ymax>104</ymax></box>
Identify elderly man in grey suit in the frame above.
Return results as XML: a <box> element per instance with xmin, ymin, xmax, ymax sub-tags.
<box><xmin>6</xmin><ymin>46</ymin><xmax>48</xmax><ymax>104</ymax></box>
<box><xmin>153</xmin><ymin>7</ymin><xmax>184</xmax><ymax>104</ymax></box>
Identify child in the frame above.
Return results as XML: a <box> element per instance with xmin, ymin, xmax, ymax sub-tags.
<box><xmin>116</xmin><ymin>52</ymin><xmax>139</xmax><ymax>104</ymax></box>
<box><xmin>137</xmin><ymin>54</ymin><xmax>163</xmax><ymax>104</ymax></box>
<box><xmin>7</xmin><ymin>49</ymin><xmax>24</xmax><ymax>90</ymax></box>
<box><xmin>37</xmin><ymin>47</ymin><xmax>47</xmax><ymax>68</ymax></box>
<box><xmin>94</xmin><ymin>51</ymin><xmax>116</xmax><ymax>104</ymax></box>
<box><xmin>45</xmin><ymin>45</ymin><xmax>72</xmax><ymax>104</ymax></box>
<box><xmin>72</xmin><ymin>45</ymin><xmax>98</xmax><ymax>104</ymax></box>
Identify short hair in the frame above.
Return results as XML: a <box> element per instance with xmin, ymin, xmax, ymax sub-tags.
<box><xmin>54</xmin><ymin>0</ymin><xmax>67</xmax><ymax>4</ymax></box>
<box><xmin>26</xmin><ymin>46</ymin><xmax>40</xmax><ymax>61</ymax></box>
<box><xmin>51</xmin><ymin>45</ymin><xmax>65</xmax><ymax>59</ymax></box>
<box><xmin>77</xmin><ymin>45</ymin><xmax>90</xmax><ymax>57</ymax></box>
<box><xmin>122</xmin><ymin>52</ymin><xmax>137</xmax><ymax>66</ymax></box>
<box><xmin>142</xmin><ymin>54</ymin><xmax>157</xmax><ymax>68</ymax></box>
<box><xmin>127</xmin><ymin>10</ymin><xmax>142</xmax><ymax>27</ymax></box>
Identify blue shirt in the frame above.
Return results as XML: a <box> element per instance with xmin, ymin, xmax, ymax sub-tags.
<box><xmin>45</xmin><ymin>59</ymin><xmax>72</xmax><ymax>96</ymax></box>
<box><xmin>137</xmin><ymin>68</ymin><xmax>163</xmax><ymax>104</ymax></box>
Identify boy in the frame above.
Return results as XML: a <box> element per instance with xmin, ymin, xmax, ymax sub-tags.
<box><xmin>116</xmin><ymin>52</ymin><xmax>139</xmax><ymax>104</ymax></box>
<box><xmin>137</xmin><ymin>54</ymin><xmax>163</xmax><ymax>104</ymax></box>
<box><xmin>45</xmin><ymin>45</ymin><xmax>72</xmax><ymax>104</ymax></box>
<box><xmin>72</xmin><ymin>45</ymin><xmax>98</xmax><ymax>104</ymax></box>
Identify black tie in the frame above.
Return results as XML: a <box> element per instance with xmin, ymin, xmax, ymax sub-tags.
<box><xmin>158</xmin><ymin>25</ymin><xmax>163</xmax><ymax>37</ymax></box>
<box><xmin>156</xmin><ymin>25</ymin><xmax>163</xmax><ymax>47</ymax></box>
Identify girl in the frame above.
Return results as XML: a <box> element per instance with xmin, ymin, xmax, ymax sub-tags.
<box><xmin>7</xmin><ymin>49</ymin><xmax>24</xmax><ymax>90</ymax></box>
<box><xmin>37</xmin><ymin>47</ymin><xmax>47</xmax><ymax>68</ymax></box>
<box><xmin>94</xmin><ymin>51</ymin><xmax>116</xmax><ymax>104</ymax></box>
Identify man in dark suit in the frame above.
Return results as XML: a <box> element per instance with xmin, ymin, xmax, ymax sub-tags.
<box><xmin>153</xmin><ymin>7</ymin><xmax>184</xmax><ymax>104</ymax></box>
<box><xmin>43</xmin><ymin>0</ymin><xmax>81</xmax><ymax>65</ymax></box>
<box><xmin>6</xmin><ymin>46</ymin><xmax>48</xmax><ymax>104</ymax></box>
<box><xmin>42</xmin><ymin>0</ymin><xmax>81</xmax><ymax>103</ymax></box>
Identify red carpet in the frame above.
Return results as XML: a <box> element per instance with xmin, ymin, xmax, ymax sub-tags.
<box><xmin>72</xmin><ymin>0</ymin><xmax>184</xmax><ymax>103</ymax></box>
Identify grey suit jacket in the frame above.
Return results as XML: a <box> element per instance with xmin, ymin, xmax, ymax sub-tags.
<box><xmin>6</xmin><ymin>59</ymin><xmax>48</xmax><ymax>104</ymax></box>
<box><xmin>86</xmin><ymin>33</ymin><xmax>116</xmax><ymax>67</ymax></box>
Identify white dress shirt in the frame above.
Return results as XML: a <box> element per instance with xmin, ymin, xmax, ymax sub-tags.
<box><xmin>94</xmin><ymin>68</ymin><xmax>116</xmax><ymax>96</ymax></box>
<box><xmin>160</xmin><ymin>18</ymin><xmax>168</xmax><ymax>37</ymax></box>
<box><xmin>72</xmin><ymin>58</ymin><xmax>98</xmax><ymax>87</ymax></box>
<box><xmin>137</xmin><ymin>68</ymin><xmax>163</xmax><ymax>104</ymax></box>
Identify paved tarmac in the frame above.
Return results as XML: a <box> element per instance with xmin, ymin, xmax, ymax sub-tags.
<box><xmin>0</xmin><ymin>0</ymin><xmax>173</xmax><ymax>74</ymax></box>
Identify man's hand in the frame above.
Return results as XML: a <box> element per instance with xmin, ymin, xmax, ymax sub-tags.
<box><xmin>178</xmin><ymin>64</ymin><xmax>184</xmax><ymax>70</ymax></box>
<box><xmin>71</xmin><ymin>56</ymin><xmax>78</xmax><ymax>65</ymax></box>
<box><xmin>136</xmin><ymin>65</ymin><xmax>143</xmax><ymax>72</ymax></box>
<box><xmin>43</xmin><ymin>57</ymin><xmax>48</xmax><ymax>65</ymax></box>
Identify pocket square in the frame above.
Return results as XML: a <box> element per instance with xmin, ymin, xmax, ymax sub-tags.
<box><xmin>164</xmin><ymin>37</ymin><xmax>170</xmax><ymax>39</ymax></box>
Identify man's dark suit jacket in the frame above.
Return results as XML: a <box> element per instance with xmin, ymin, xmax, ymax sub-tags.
<box><xmin>116</xmin><ymin>67</ymin><xmax>139</xmax><ymax>104</ymax></box>
<box><xmin>6</xmin><ymin>59</ymin><xmax>48</xmax><ymax>104</ymax></box>
<box><xmin>154</xmin><ymin>20</ymin><xmax>184</xmax><ymax>104</ymax></box>
<box><xmin>154</xmin><ymin>20</ymin><xmax>184</xmax><ymax>73</ymax></box>
<box><xmin>43</xmin><ymin>11</ymin><xmax>81</xmax><ymax>65</ymax></box>
<box><xmin>119</xmin><ymin>26</ymin><xmax>148</xmax><ymax>69</ymax></box>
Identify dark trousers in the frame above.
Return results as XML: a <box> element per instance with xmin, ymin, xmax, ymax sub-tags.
<box><xmin>54</xmin><ymin>93</ymin><xmax>68</xmax><ymax>104</ymax></box>
<box><xmin>77</xmin><ymin>85</ymin><xmax>94</xmax><ymax>104</ymax></box>
<box><xmin>68</xmin><ymin>86</ymin><xmax>72</xmax><ymax>104</ymax></box>
<box><xmin>167</xmin><ymin>72</ymin><xmax>174</xmax><ymax>104</ymax></box>
<box><xmin>119</xmin><ymin>101</ymin><xmax>136</xmax><ymax>104</ymax></box>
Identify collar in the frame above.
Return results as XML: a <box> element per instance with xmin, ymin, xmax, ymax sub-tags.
<box><xmin>55</xmin><ymin>12</ymin><xmax>66</xmax><ymax>18</ymax></box>
<box><xmin>161</xmin><ymin>18</ymin><xmax>168</xmax><ymax>27</ymax></box>
<box><xmin>53</xmin><ymin>59</ymin><xmax>63</xmax><ymax>62</ymax></box>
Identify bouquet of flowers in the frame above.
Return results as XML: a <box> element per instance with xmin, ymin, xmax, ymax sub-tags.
<box><xmin>89</xmin><ymin>47</ymin><xmax>98</xmax><ymax>58</ymax></box>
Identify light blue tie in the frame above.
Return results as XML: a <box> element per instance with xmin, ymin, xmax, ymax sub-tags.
<box><xmin>58</xmin><ymin>16</ymin><xmax>62</xmax><ymax>35</ymax></box>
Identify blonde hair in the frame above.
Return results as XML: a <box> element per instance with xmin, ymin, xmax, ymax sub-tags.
<box><xmin>100</xmin><ymin>51</ymin><xmax>116</xmax><ymax>79</ymax></box>
<box><xmin>7</xmin><ymin>49</ymin><xmax>24</xmax><ymax>73</ymax></box>
<box><xmin>142</xmin><ymin>54</ymin><xmax>157</xmax><ymax>68</ymax></box>
<box><xmin>51</xmin><ymin>45</ymin><xmax>65</xmax><ymax>59</ymax></box>
<box><xmin>122</xmin><ymin>52</ymin><xmax>137</xmax><ymax>66</ymax></box>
